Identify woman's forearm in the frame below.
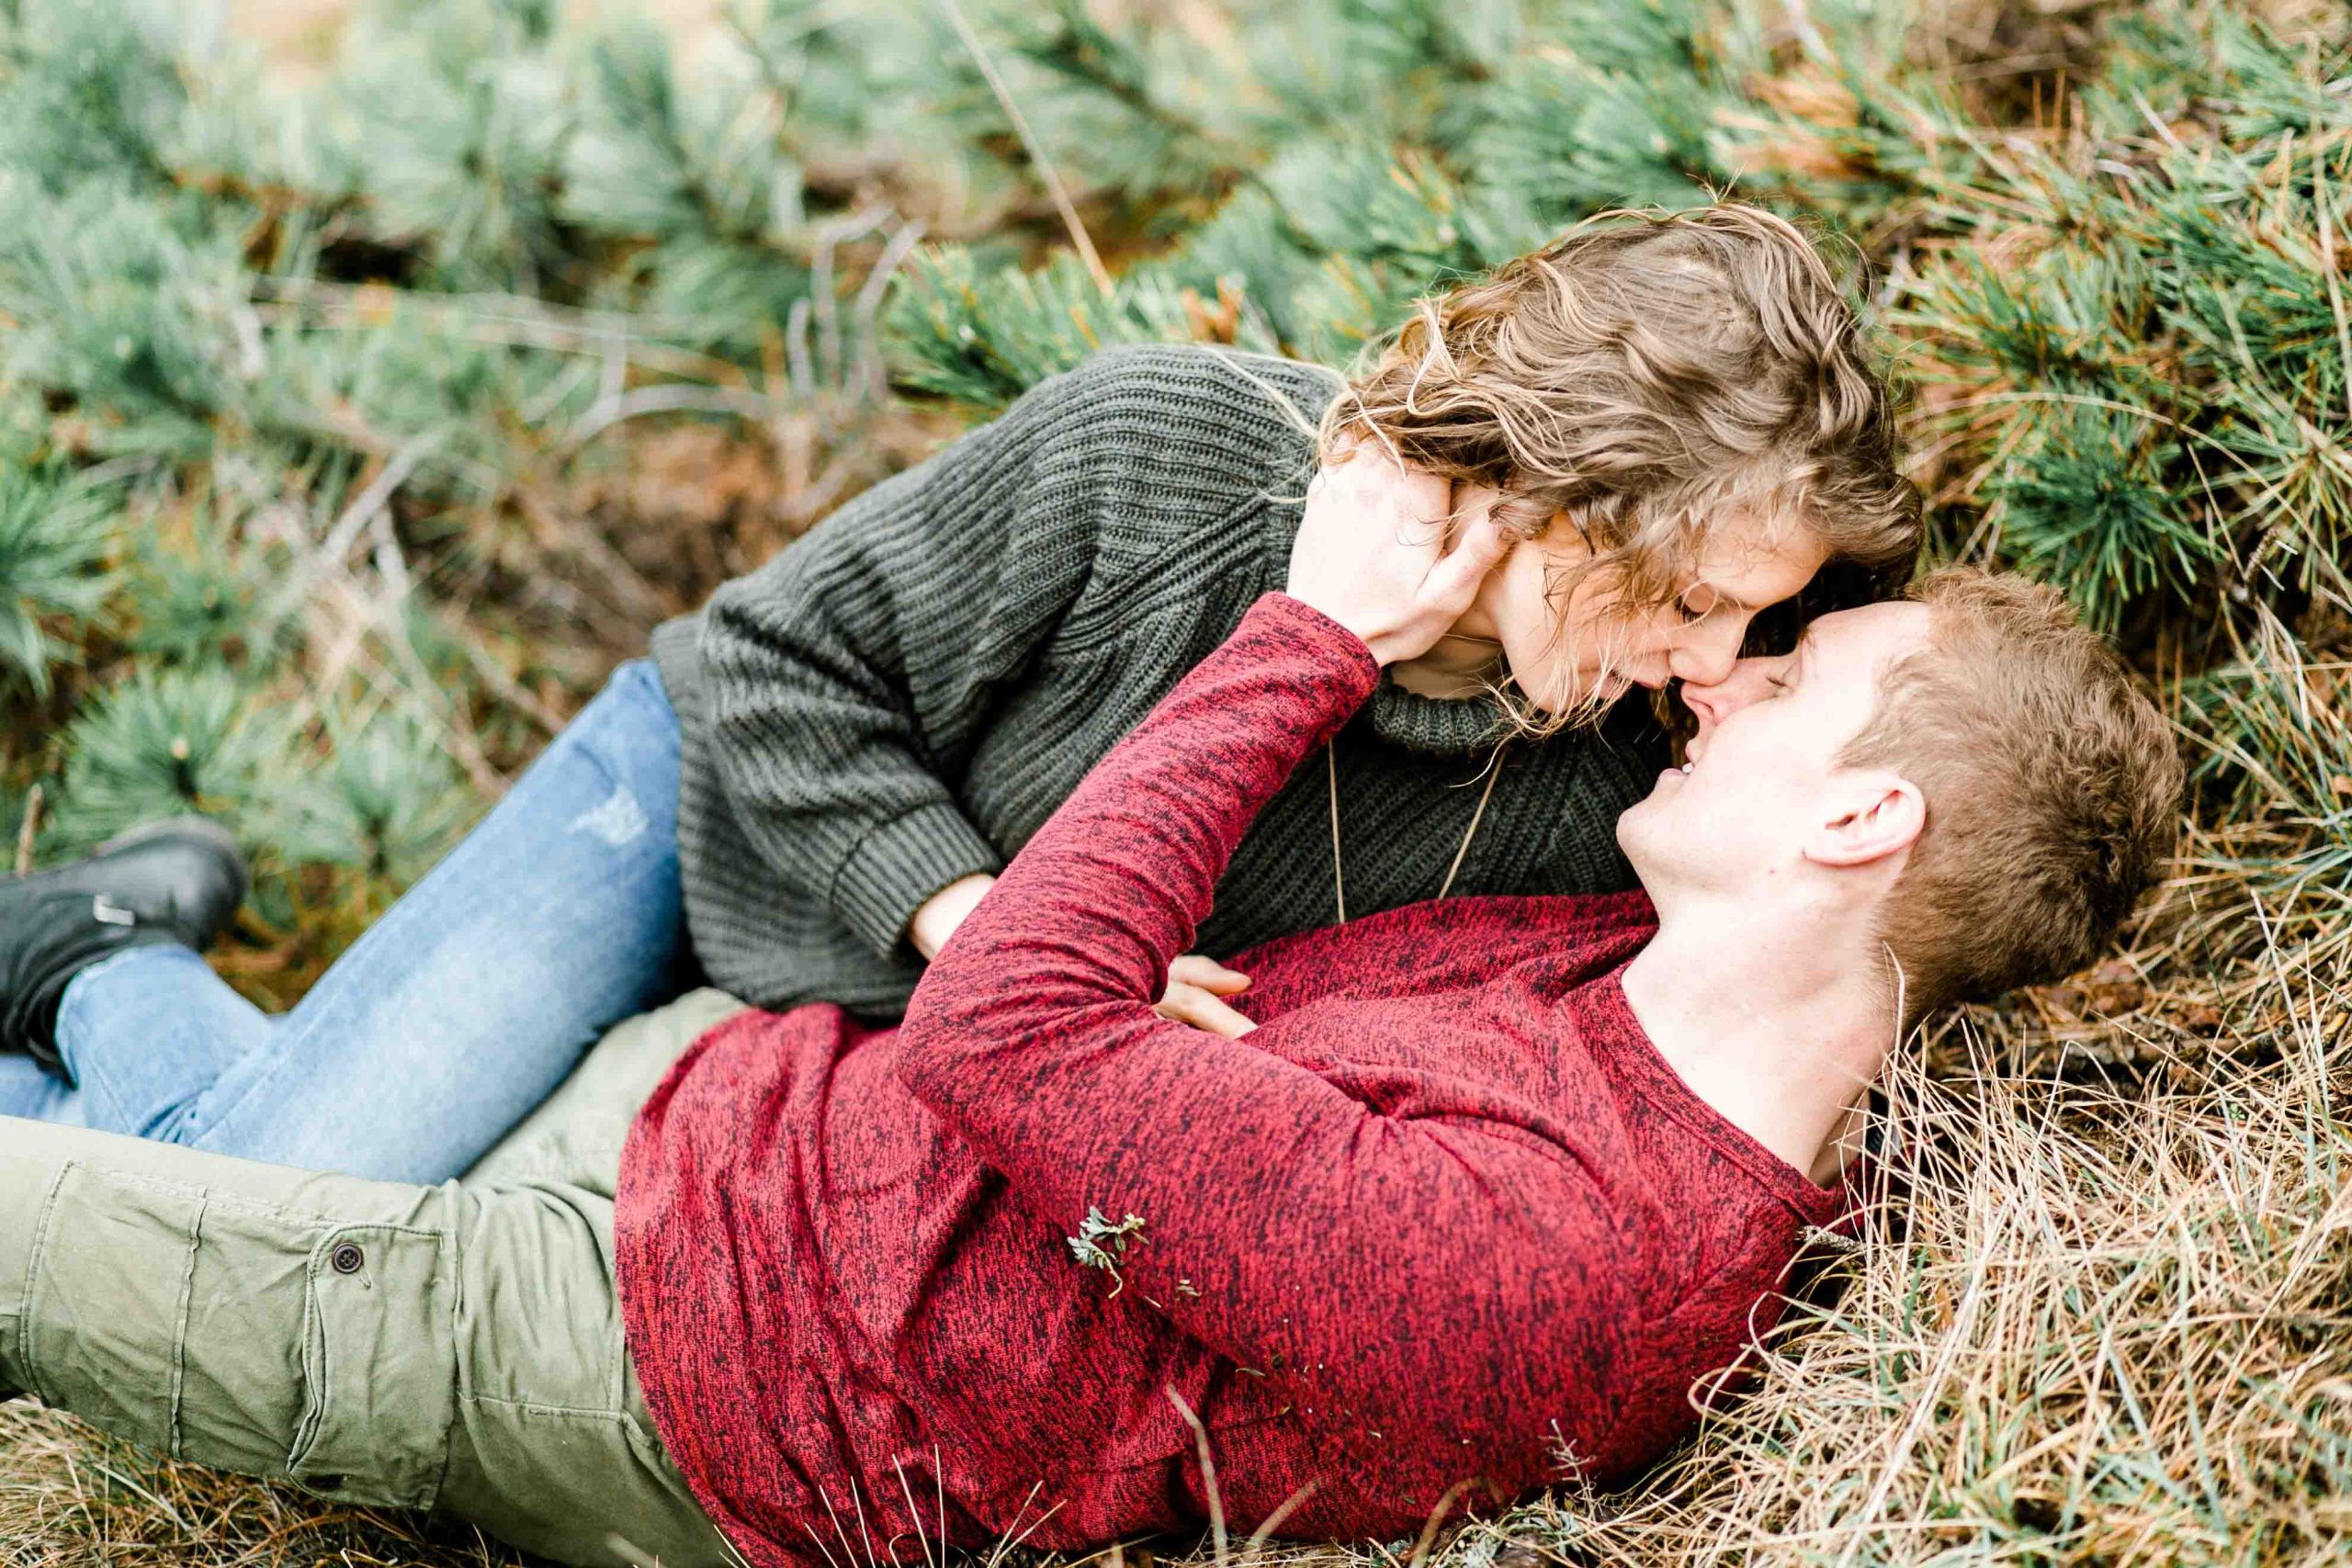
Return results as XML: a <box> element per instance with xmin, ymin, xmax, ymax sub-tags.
<box><xmin>698</xmin><ymin>357</ymin><xmax>1110</xmax><ymax>962</ymax></box>
<box><xmin>908</xmin><ymin>874</ymin><xmax>997</xmax><ymax>961</ymax></box>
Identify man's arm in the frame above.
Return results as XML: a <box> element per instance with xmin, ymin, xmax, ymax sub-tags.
<box><xmin>898</xmin><ymin>591</ymin><xmax>1623</xmax><ymax>1473</ymax></box>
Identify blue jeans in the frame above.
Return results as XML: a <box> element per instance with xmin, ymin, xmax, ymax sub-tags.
<box><xmin>0</xmin><ymin>660</ymin><xmax>698</xmax><ymax>1183</ymax></box>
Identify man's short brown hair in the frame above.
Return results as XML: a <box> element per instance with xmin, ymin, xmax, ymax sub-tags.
<box><xmin>1840</xmin><ymin>568</ymin><xmax>2183</xmax><ymax>1021</ymax></box>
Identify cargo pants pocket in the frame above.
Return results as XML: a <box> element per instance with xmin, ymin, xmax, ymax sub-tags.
<box><xmin>288</xmin><ymin>1222</ymin><xmax>458</xmax><ymax>1507</ymax></box>
<box><xmin>21</xmin><ymin>1163</ymin><xmax>458</xmax><ymax>1512</ymax></box>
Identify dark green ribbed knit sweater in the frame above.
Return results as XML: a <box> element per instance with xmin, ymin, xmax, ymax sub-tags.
<box><xmin>649</xmin><ymin>344</ymin><xmax>1667</xmax><ymax>1019</ymax></box>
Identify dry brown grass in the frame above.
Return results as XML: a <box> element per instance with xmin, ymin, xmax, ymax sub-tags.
<box><xmin>7</xmin><ymin>866</ymin><xmax>2345</xmax><ymax>1568</ymax></box>
<box><xmin>0</xmin><ymin>1404</ymin><xmax>514</xmax><ymax>1568</ymax></box>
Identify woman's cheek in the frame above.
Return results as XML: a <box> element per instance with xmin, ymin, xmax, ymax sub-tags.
<box><xmin>1505</xmin><ymin>574</ymin><xmax>1573</xmax><ymax>708</ymax></box>
<box><xmin>1510</xmin><ymin>637</ymin><xmax>1579</xmax><ymax>713</ymax></box>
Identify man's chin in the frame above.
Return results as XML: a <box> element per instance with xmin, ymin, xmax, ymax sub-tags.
<box><xmin>1620</xmin><ymin>767</ymin><xmax>1695</xmax><ymax>844</ymax></box>
<box><xmin>1632</xmin><ymin>766</ymin><xmax>1687</xmax><ymax>811</ymax></box>
<box><xmin>1614</xmin><ymin>797</ymin><xmax>1663</xmax><ymax>865</ymax></box>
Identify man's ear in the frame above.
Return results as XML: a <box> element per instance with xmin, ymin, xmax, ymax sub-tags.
<box><xmin>1804</xmin><ymin>769</ymin><xmax>1924</xmax><ymax>869</ymax></box>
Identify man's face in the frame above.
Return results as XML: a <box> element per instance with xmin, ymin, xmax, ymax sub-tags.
<box><xmin>1617</xmin><ymin>600</ymin><xmax>1934</xmax><ymax>896</ymax></box>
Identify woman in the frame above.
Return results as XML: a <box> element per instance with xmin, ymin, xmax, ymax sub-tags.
<box><xmin>0</xmin><ymin>203</ymin><xmax>1918</xmax><ymax>1180</ymax></box>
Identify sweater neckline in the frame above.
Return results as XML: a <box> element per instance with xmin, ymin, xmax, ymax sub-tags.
<box><xmin>1581</xmin><ymin>957</ymin><xmax>1855</xmax><ymax>1224</ymax></box>
<box><xmin>1364</xmin><ymin>678</ymin><xmax>1514</xmax><ymax>755</ymax></box>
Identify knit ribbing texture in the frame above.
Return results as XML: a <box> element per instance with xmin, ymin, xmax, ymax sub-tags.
<box><xmin>650</xmin><ymin>344</ymin><xmax>1667</xmax><ymax>1016</ymax></box>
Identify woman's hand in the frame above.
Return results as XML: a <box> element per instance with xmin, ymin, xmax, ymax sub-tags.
<box><xmin>1284</xmin><ymin>441</ymin><xmax>1511</xmax><ymax>666</ymax></box>
<box><xmin>910</xmin><ymin>874</ymin><xmax>997</xmax><ymax>961</ymax></box>
<box><xmin>1154</xmin><ymin>955</ymin><xmax>1256</xmax><ymax>1038</ymax></box>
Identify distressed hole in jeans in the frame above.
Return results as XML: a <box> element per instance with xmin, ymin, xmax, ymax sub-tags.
<box><xmin>569</xmin><ymin>784</ymin><xmax>649</xmax><ymax>848</ymax></box>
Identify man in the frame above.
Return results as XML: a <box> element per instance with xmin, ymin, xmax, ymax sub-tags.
<box><xmin>0</xmin><ymin>512</ymin><xmax>2178</xmax><ymax>1568</ymax></box>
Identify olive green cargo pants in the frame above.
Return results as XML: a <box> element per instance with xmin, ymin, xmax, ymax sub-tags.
<box><xmin>0</xmin><ymin>987</ymin><xmax>749</xmax><ymax>1568</ymax></box>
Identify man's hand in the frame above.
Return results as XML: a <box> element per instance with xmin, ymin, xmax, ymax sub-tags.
<box><xmin>1154</xmin><ymin>955</ymin><xmax>1256</xmax><ymax>1037</ymax></box>
<box><xmin>910</xmin><ymin>874</ymin><xmax>998</xmax><ymax>961</ymax></box>
<box><xmin>1284</xmin><ymin>441</ymin><xmax>1510</xmax><ymax>667</ymax></box>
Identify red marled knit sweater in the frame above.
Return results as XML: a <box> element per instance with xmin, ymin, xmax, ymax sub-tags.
<box><xmin>616</xmin><ymin>594</ymin><xmax>1850</xmax><ymax>1568</ymax></box>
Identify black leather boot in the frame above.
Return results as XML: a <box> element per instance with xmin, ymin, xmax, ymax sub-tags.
<box><xmin>0</xmin><ymin>817</ymin><xmax>247</xmax><ymax>1078</ymax></box>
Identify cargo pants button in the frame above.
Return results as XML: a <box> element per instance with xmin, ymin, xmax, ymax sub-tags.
<box><xmin>330</xmin><ymin>1242</ymin><xmax>365</xmax><ymax>1276</ymax></box>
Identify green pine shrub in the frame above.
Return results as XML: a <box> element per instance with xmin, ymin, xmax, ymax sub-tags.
<box><xmin>276</xmin><ymin>704</ymin><xmax>472</xmax><ymax>884</ymax></box>
<box><xmin>49</xmin><ymin>665</ymin><xmax>285</xmax><ymax>848</ymax></box>
<box><xmin>0</xmin><ymin>0</ymin><xmax>2349</xmax><ymax>1562</ymax></box>
<box><xmin>0</xmin><ymin>468</ymin><xmax>117</xmax><ymax>695</ymax></box>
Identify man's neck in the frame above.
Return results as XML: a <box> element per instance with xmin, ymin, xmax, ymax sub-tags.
<box><xmin>1619</xmin><ymin>892</ymin><xmax>1894</xmax><ymax>1188</ymax></box>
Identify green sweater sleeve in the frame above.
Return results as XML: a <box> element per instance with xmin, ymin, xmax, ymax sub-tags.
<box><xmin>696</xmin><ymin>356</ymin><xmax>1117</xmax><ymax>959</ymax></box>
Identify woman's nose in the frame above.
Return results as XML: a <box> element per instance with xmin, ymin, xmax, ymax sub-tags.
<box><xmin>1669</xmin><ymin>617</ymin><xmax>1744</xmax><ymax>687</ymax></box>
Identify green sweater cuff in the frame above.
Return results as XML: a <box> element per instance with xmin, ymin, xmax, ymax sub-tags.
<box><xmin>831</xmin><ymin>802</ymin><xmax>1006</xmax><ymax>960</ymax></box>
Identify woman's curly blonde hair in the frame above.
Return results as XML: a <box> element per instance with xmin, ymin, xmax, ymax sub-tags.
<box><xmin>1320</xmin><ymin>202</ymin><xmax>1922</xmax><ymax>728</ymax></box>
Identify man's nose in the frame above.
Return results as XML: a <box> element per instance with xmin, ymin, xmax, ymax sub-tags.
<box><xmin>1679</xmin><ymin>660</ymin><xmax>1768</xmax><ymax>728</ymax></box>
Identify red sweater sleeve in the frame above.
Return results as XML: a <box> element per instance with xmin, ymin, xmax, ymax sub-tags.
<box><xmin>897</xmin><ymin>595</ymin><xmax>1630</xmax><ymax>1487</ymax></box>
